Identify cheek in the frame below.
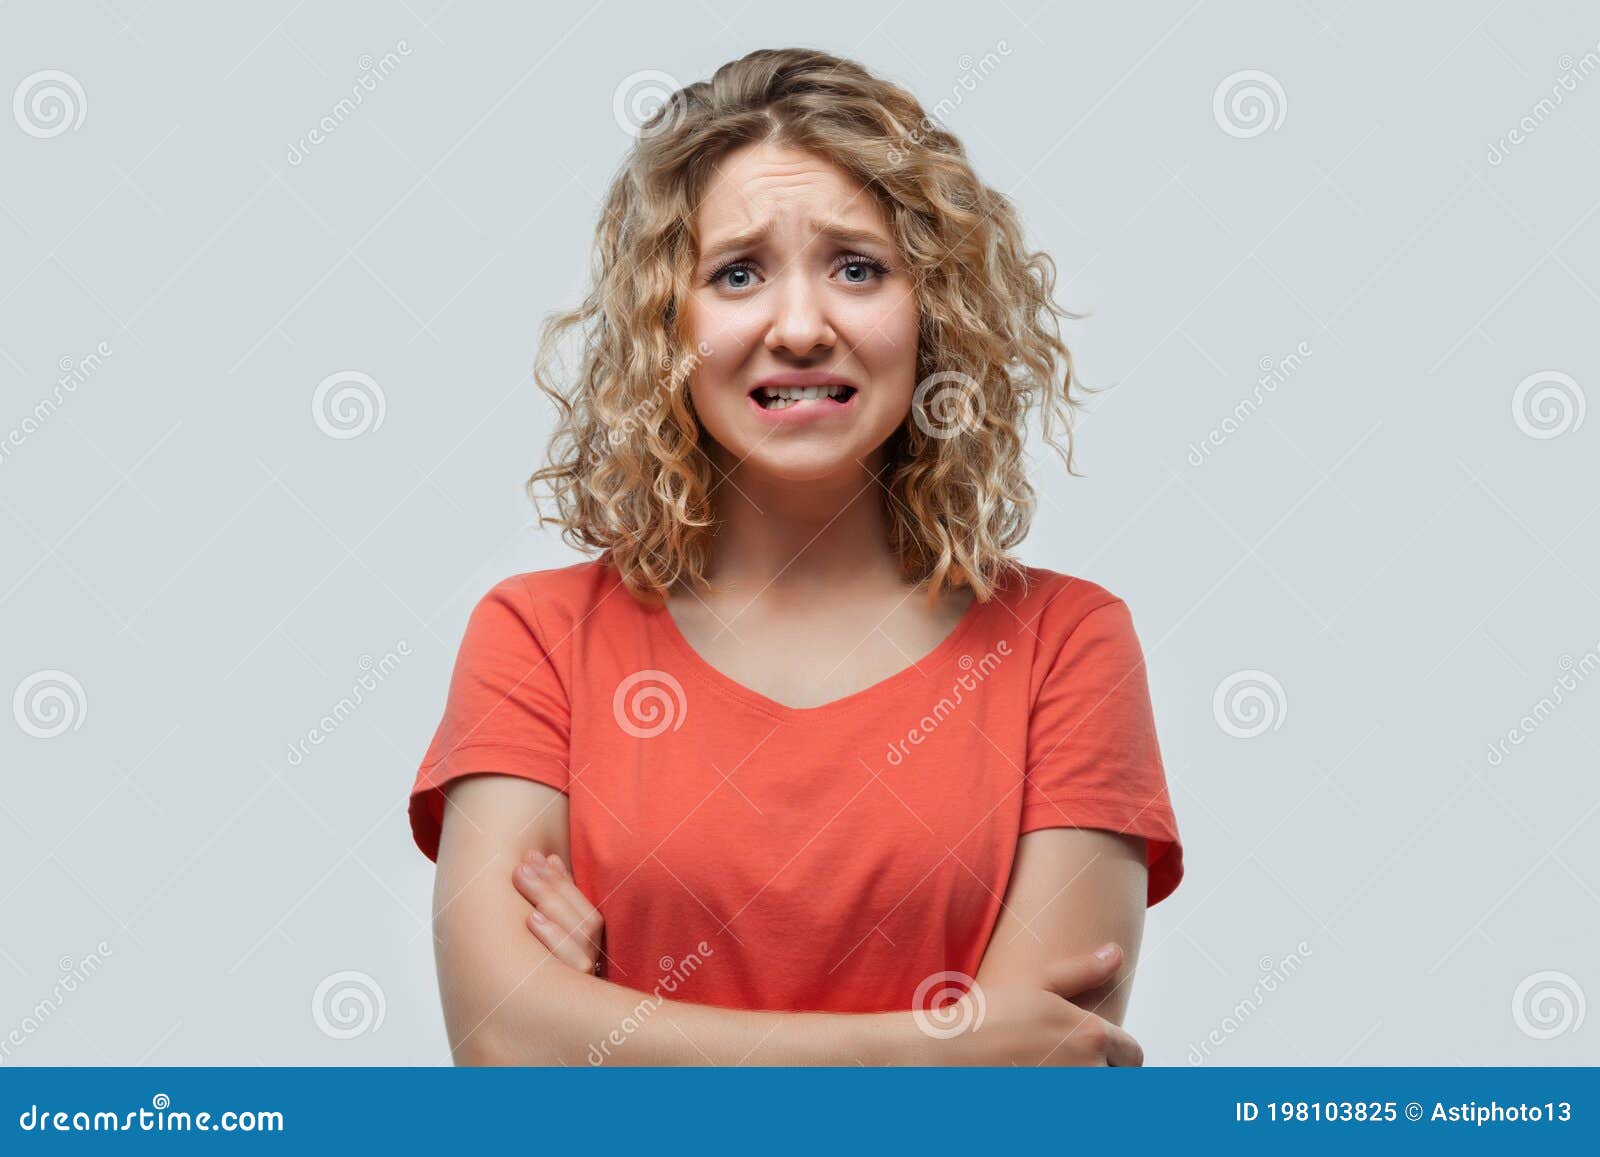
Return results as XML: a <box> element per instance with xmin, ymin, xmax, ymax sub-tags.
<box><xmin>685</xmin><ymin>338</ymin><xmax>736</xmax><ymax>404</ymax></box>
<box><xmin>684</xmin><ymin>341</ymin><xmax>744</xmax><ymax>433</ymax></box>
<box><xmin>684</xmin><ymin>293</ymin><xmax>764</xmax><ymax>360</ymax></box>
<box><xmin>853</xmin><ymin>300</ymin><xmax>919</xmax><ymax>424</ymax></box>
<box><xmin>850</xmin><ymin>295</ymin><xmax>919</xmax><ymax>369</ymax></box>
<box><xmin>679</xmin><ymin>300</ymin><xmax>730</xmax><ymax>401</ymax></box>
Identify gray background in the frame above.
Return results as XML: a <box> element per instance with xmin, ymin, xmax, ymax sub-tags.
<box><xmin>3</xmin><ymin>0</ymin><xmax>1596</xmax><ymax>1066</ymax></box>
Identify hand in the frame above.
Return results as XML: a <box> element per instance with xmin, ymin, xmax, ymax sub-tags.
<box><xmin>927</xmin><ymin>943</ymin><xmax>1144</xmax><ymax>1066</ymax></box>
<box><xmin>510</xmin><ymin>850</ymin><xmax>605</xmax><ymax>975</ymax></box>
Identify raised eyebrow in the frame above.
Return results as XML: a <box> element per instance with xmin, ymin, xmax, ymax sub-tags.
<box><xmin>698</xmin><ymin>224</ymin><xmax>893</xmax><ymax>268</ymax></box>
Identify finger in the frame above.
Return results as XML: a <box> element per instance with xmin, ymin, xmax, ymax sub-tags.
<box><xmin>1042</xmin><ymin>943</ymin><xmax>1122</xmax><ymax>1001</ymax></box>
<box><xmin>525</xmin><ymin>908</ymin><xmax>592</xmax><ymax>970</ymax></box>
<box><xmin>544</xmin><ymin>855</ymin><xmax>604</xmax><ymax>929</ymax></box>
<box><xmin>511</xmin><ymin>860</ymin><xmax>588</xmax><ymax>934</ymax></box>
<box><xmin>541</xmin><ymin>863</ymin><xmax>604</xmax><ymax>952</ymax></box>
<box><xmin>1103</xmin><ymin>1022</ymin><xmax>1144</xmax><ymax>1068</ymax></box>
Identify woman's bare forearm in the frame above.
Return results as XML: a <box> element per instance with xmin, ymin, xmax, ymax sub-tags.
<box><xmin>457</xmin><ymin>960</ymin><xmax>934</xmax><ymax>1066</ymax></box>
<box><xmin>434</xmin><ymin>776</ymin><xmax>938</xmax><ymax>1066</ymax></box>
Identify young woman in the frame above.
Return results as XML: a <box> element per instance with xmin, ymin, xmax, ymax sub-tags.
<box><xmin>408</xmin><ymin>47</ymin><xmax>1183</xmax><ymax>1066</ymax></box>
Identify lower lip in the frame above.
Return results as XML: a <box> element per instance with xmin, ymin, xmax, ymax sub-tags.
<box><xmin>746</xmin><ymin>390</ymin><xmax>859</xmax><ymax>424</ymax></box>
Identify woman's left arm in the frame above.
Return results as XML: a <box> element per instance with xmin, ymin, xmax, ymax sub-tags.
<box><xmin>973</xmin><ymin>827</ymin><xmax>1149</xmax><ymax>1026</ymax></box>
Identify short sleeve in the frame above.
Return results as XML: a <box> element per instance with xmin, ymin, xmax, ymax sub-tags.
<box><xmin>1022</xmin><ymin>597</ymin><xmax>1184</xmax><ymax>906</ymax></box>
<box><xmin>407</xmin><ymin>577</ymin><xmax>571</xmax><ymax>862</ymax></box>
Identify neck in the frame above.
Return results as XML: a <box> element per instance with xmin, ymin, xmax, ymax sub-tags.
<box><xmin>696</xmin><ymin>446</ymin><xmax>904</xmax><ymax>596</ymax></box>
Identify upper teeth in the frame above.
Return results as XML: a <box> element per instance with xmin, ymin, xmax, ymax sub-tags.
<box><xmin>758</xmin><ymin>384</ymin><xmax>851</xmax><ymax>400</ymax></box>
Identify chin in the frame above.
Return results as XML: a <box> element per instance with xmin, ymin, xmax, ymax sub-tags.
<box><xmin>748</xmin><ymin>451</ymin><xmax>866</xmax><ymax>482</ymax></box>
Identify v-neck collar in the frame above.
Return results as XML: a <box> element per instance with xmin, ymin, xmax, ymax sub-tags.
<box><xmin>637</xmin><ymin>575</ymin><xmax>994</xmax><ymax>722</ymax></box>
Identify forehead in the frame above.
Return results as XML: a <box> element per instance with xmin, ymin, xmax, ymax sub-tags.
<box><xmin>694</xmin><ymin>141</ymin><xmax>889</xmax><ymax>248</ymax></box>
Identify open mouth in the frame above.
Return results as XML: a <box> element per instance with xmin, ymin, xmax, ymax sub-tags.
<box><xmin>750</xmin><ymin>384</ymin><xmax>858</xmax><ymax>411</ymax></box>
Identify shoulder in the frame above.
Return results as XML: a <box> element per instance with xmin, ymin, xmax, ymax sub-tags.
<box><xmin>1005</xmin><ymin>564</ymin><xmax>1133</xmax><ymax>639</ymax></box>
<box><xmin>474</xmin><ymin>557</ymin><xmax>632</xmax><ymax>638</ymax></box>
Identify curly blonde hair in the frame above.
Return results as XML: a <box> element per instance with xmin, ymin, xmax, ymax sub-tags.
<box><xmin>526</xmin><ymin>47</ymin><xmax>1088</xmax><ymax>606</ymax></box>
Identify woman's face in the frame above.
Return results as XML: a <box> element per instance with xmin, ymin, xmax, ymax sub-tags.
<box><xmin>681</xmin><ymin>140</ymin><xmax>919</xmax><ymax>483</ymax></box>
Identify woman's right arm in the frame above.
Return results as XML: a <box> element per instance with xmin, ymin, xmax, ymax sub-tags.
<box><xmin>432</xmin><ymin>774</ymin><xmax>1136</xmax><ymax>1066</ymax></box>
<box><xmin>431</xmin><ymin>773</ymin><xmax>935</xmax><ymax>1066</ymax></box>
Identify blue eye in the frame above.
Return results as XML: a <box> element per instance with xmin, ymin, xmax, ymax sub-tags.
<box><xmin>839</xmin><ymin>258</ymin><xmax>889</xmax><ymax>284</ymax></box>
<box><xmin>704</xmin><ymin>253</ymin><xmax>891</xmax><ymax>289</ymax></box>
<box><xmin>706</xmin><ymin>259</ymin><xmax>753</xmax><ymax>288</ymax></box>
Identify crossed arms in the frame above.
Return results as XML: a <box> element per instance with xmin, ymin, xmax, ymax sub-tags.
<box><xmin>430</xmin><ymin>773</ymin><xmax>1148</xmax><ymax>1066</ymax></box>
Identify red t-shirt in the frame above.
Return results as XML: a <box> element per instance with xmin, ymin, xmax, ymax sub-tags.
<box><xmin>409</xmin><ymin>558</ymin><xmax>1183</xmax><ymax>1014</ymax></box>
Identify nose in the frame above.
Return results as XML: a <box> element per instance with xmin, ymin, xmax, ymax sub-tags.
<box><xmin>763</xmin><ymin>270</ymin><xmax>836</xmax><ymax>359</ymax></box>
